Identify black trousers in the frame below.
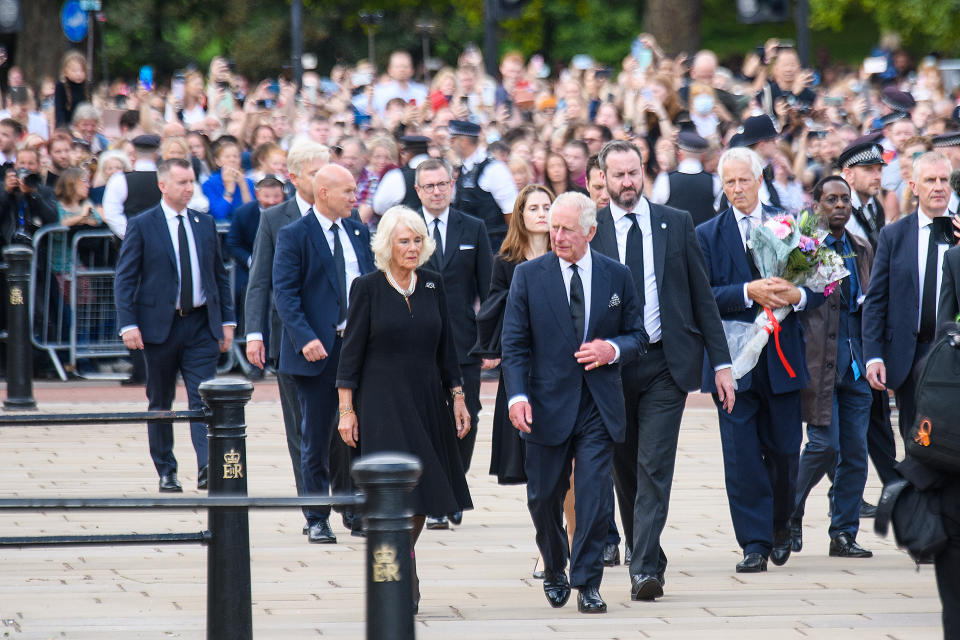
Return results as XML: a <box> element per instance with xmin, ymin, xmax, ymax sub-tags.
<box><xmin>894</xmin><ymin>341</ymin><xmax>932</xmax><ymax>440</ymax></box>
<box><xmin>936</xmin><ymin>478</ymin><xmax>960</xmax><ymax>639</ymax></box>
<box><xmin>456</xmin><ymin>360</ymin><xmax>482</xmax><ymax>473</ymax></box>
<box><xmin>867</xmin><ymin>387</ymin><xmax>898</xmax><ymax>486</ymax></box>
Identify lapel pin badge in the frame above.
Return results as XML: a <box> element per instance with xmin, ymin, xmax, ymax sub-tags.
<box><xmin>608</xmin><ymin>293</ymin><xmax>621</xmax><ymax>308</ymax></box>
<box><xmin>425</xmin><ymin>281</ymin><xmax>436</xmax><ymax>289</ymax></box>
<box><xmin>661</xmin><ymin>222</ymin><xmax>667</xmax><ymax>229</ymax></box>
<box><xmin>354</xmin><ymin>229</ymin><xmax>360</xmax><ymax>236</ymax></box>
<box><xmin>194</xmin><ymin>216</ymin><xmax>199</xmax><ymax>223</ymax></box>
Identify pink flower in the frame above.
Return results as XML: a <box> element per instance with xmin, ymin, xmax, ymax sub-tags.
<box><xmin>824</xmin><ymin>281</ymin><xmax>838</xmax><ymax>297</ymax></box>
<box><xmin>770</xmin><ymin>221</ymin><xmax>792</xmax><ymax>240</ymax></box>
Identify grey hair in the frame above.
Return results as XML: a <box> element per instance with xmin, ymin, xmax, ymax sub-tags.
<box><xmin>71</xmin><ymin>102</ymin><xmax>100</xmax><ymax>124</ymax></box>
<box><xmin>371</xmin><ymin>206</ymin><xmax>436</xmax><ymax>271</ymax></box>
<box><xmin>718</xmin><ymin>147</ymin><xmax>764</xmax><ymax>181</ymax></box>
<box><xmin>286</xmin><ymin>139</ymin><xmax>330</xmax><ymax>176</ymax></box>
<box><xmin>912</xmin><ymin>151</ymin><xmax>953</xmax><ymax>181</ymax></box>
<box><xmin>415</xmin><ymin>158</ymin><xmax>452</xmax><ymax>184</ymax></box>
<box><xmin>550</xmin><ymin>191</ymin><xmax>597</xmax><ymax>235</ymax></box>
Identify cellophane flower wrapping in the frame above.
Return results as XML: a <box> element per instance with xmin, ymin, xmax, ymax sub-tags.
<box><xmin>721</xmin><ymin>211</ymin><xmax>850</xmax><ymax>384</ymax></box>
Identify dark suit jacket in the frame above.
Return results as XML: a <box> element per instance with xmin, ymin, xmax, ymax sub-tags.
<box><xmin>272</xmin><ymin>213</ymin><xmax>374</xmax><ymax>377</ymax></box>
<box><xmin>801</xmin><ymin>232</ymin><xmax>873</xmax><ymax>425</ymax></box>
<box><xmin>695</xmin><ymin>205</ymin><xmax>824</xmax><ymax>394</ymax></box>
<box><xmin>114</xmin><ymin>204</ymin><xmax>234</xmax><ymax>344</ymax></box>
<box><xmin>420</xmin><ymin>207</ymin><xmax>493</xmax><ymax>364</ymax></box>
<box><xmin>501</xmin><ymin>250</ymin><xmax>648</xmax><ymax>446</ymax></box>
<box><xmin>225</xmin><ymin>200</ymin><xmax>262</xmax><ymax>292</ymax></box>
<box><xmin>936</xmin><ymin>244</ymin><xmax>960</xmax><ymax>338</ymax></box>
<box><xmin>862</xmin><ymin>212</ymin><xmax>921</xmax><ymax>391</ymax></box>
<box><xmin>245</xmin><ymin>198</ymin><xmax>301</xmax><ymax>359</ymax></box>
<box><xmin>591</xmin><ymin>203</ymin><xmax>731</xmax><ymax>392</ymax></box>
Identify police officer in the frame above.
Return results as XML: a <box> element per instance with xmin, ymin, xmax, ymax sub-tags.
<box><xmin>102</xmin><ymin>134</ymin><xmax>163</xmax><ymax>240</ymax></box>
<box><xmin>371</xmin><ymin>135</ymin><xmax>432</xmax><ymax>215</ymax></box>
<box><xmin>649</xmin><ymin>130</ymin><xmax>720</xmax><ymax>226</ymax></box>
<box><xmin>932</xmin><ymin>131</ymin><xmax>960</xmax><ymax>215</ymax></box>
<box><xmin>839</xmin><ymin>136</ymin><xmax>887</xmax><ymax>251</ymax></box>
<box><xmin>448</xmin><ymin>120</ymin><xmax>518</xmax><ymax>253</ymax></box>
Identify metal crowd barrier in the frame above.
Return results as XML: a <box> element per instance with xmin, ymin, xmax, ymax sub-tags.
<box><xmin>26</xmin><ymin>223</ymin><xmax>241</xmax><ymax>381</ymax></box>
<box><xmin>0</xmin><ymin>378</ymin><xmax>421</xmax><ymax>640</ymax></box>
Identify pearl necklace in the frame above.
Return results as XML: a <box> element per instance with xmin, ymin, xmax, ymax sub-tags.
<box><xmin>385</xmin><ymin>268</ymin><xmax>416</xmax><ymax>298</ymax></box>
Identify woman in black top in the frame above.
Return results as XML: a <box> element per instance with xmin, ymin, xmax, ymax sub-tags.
<box><xmin>54</xmin><ymin>51</ymin><xmax>90</xmax><ymax>128</ymax></box>
<box><xmin>337</xmin><ymin>205</ymin><xmax>472</xmax><ymax>613</ymax></box>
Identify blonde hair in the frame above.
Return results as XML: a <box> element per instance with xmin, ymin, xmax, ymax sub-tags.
<box><xmin>372</xmin><ymin>206</ymin><xmax>435</xmax><ymax>271</ymax></box>
<box><xmin>286</xmin><ymin>139</ymin><xmax>330</xmax><ymax>176</ymax></box>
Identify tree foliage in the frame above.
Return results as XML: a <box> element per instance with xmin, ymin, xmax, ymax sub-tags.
<box><xmin>810</xmin><ymin>0</ymin><xmax>960</xmax><ymax>54</ymax></box>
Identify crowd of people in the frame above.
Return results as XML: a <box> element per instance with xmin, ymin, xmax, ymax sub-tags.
<box><xmin>3</xmin><ymin>31</ymin><xmax>959</xmax><ymax>630</ymax></box>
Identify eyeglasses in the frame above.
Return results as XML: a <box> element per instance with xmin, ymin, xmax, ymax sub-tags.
<box><xmin>418</xmin><ymin>180</ymin><xmax>450</xmax><ymax>193</ymax></box>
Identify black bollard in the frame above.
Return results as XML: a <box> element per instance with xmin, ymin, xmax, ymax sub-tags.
<box><xmin>3</xmin><ymin>246</ymin><xmax>35</xmax><ymax>410</ymax></box>
<box><xmin>352</xmin><ymin>454</ymin><xmax>422</xmax><ymax>640</ymax></box>
<box><xmin>200</xmin><ymin>378</ymin><xmax>254</xmax><ymax>640</ymax></box>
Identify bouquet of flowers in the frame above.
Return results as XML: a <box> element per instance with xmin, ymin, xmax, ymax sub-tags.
<box><xmin>723</xmin><ymin>210</ymin><xmax>850</xmax><ymax>382</ymax></box>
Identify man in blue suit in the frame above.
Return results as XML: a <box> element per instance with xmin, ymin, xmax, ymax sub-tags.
<box><xmin>502</xmin><ymin>192</ymin><xmax>647</xmax><ymax>614</ymax></box>
<box><xmin>273</xmin><ymin>164</ymin><xmax>375</xmax><ymax>544</ymax></box>
<box><xmin>114</xmin><ymin>158</ymin><xmax>236</xmax><ymax>493</ymax></box>
<box><xmin>863</xmin><ymin>151</ymin><xmax>954</xmax><ymax>439</ymax></box>
<box><xmin>696</xmin><ymin>147</ymin><xmax>824</xmax><ymax>573</ymax></box>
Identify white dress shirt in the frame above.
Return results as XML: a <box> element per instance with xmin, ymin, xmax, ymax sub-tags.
<box><xmin>315</xmin><ymin>211</ymin><xmax>361</xmax><ymax>331</ymax></box>
<box><xmin>733</xmin><ymin>202</ymin><xmax>807</xmax><ymax>311</ymax></box>
<box><xmin>610</xmin><ymin>198</ymin><xmax>662</xmax><ymax>343</ymax></box>
<box><xmin>103</xmin><ymin>159</ymin><xmax>158</xmax><ymax>239</ymax></box>
<box><xmin>372</xmin><ymin>154</ymin><xmax>431</xmax><ymax>215</ymax></box>
<box><xmin>649</xmin><ymin>158</ymin><xmax>721</xmax><ymax>205</ymax></box>
<box><xmin>425</xmin><ymin>208</ymin><xmax>449</xmax><ymax>254</ymax></box>
<box><xmin>459</xmin><ymin>147</ymin><xmax>518</xmax><ymax>214</ymax></box>
<box><xmin>866</xmin><ymin>207</ymin><xmax>949</xmax><ymax>370</ymax></box>
<box><xmin>245</xmin><ymin>193</ymin><xmax>314</xmax><ymax>343</ymax></box>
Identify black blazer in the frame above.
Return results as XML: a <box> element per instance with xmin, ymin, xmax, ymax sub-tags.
<box><xmin>114</xmin><ymin>204</ymin><xmax>234</xmax><ymax>344</ymax></box>
<box><xmin>591</xmin><ymin>203</ymin><xmax>731</xmax><ymax>392</ymax></box>
<box><xmin>420</xmin><ymin>207</ymin><xmax>493</xmax><ymax>364</ymax></box>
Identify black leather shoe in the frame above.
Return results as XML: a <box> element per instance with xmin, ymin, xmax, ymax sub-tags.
<box><xmin>302</xmin><ymin>525</ymin><xmax>309</xmax><ymax>535</ymax></box>
<box><xmin>577</xmin><ymin>586</ymin><xmax>607</xmax><ymax>613</ymax></box>
<box><xmin>448</xmin><ymin>511</ymin><xmax>463</xmax><ymax>526</ymax></box>
<box><xmin>602</xmin><ymin>543</ymin><xmax>620</xmax><ymax>566</ymax></box>
<box><xmin>624</xmin><ymin>545</ymin><xmax>632</xmax><ymax>566</ymax></box>
<box><xmin>425</xmin><ymin>516</ymin><xmax>449</xmax><ymax>530</ymax></box>
<box><xmin>159</xmin><ymin>473</ymin><xmax>183</xmax><ymax>493</ymax></box>
<box><xmin>829</xmin><ymin>533</ymin><xmax>873</xmax><ymax>558</ymax></box>
<box><xmin>859</xmin><ymin>500</ymin><xmax>877</xmax><ymax>518</ymax></box>
<box><xmin>789</xmin><ymin>518</ymin><xmax>803</xmax><ymax>552</ymax></box>
<box><xmin>197</xmin><ymin>466</ymin><xmax>208</xmax><ymax>490</ymax></box>
<box><xmin>542</xmin><ymin>570</ymin><xmax>570</xmax><ymax>608</ymax></box>
<box><xmin>532</xmin><ymin>557</ymin><xmax>544</xmax><ymax>580</ymax></box>
<box><xmin>630</xmin><ymin>574</ymin><xmax>663</xmax><ymax>601</ymax></box>
<box><xmin>341</xmin><ymin>511</ymin><xmax>355</xmax><ymax>531</ymax></box>
<box><xmin>120</xmin><ymin>376</ymin><xmax>145</xmax><ymax>386</ymax></box>
<box><xmin>735</xmin><ymin>552</ymin><xmax>768</xmax><ymax>573</ymax></box>
<box><xmin>307</xmin><ymin>520</ymin><xmax>337</xmax><ymax>544</ymax></box>
<box><xmin>770</xmin><ymin>529</ymin><xmax>792</xmax><ymax>566</ymax></box>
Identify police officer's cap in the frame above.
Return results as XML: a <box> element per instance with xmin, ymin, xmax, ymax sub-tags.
<box><xmin>448</xmin><ymin>120</ymin><xmax>481</xmax><ymax>138</ymax></box>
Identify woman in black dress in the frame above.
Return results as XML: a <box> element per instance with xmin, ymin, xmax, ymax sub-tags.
<box><xmin>336</xmin><ymin>205</ymin><xmax>472</xmax><ymax>613</ymax></box>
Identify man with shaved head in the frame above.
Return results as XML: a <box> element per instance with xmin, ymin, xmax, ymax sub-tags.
<box><xmin>273</xmin><ymin>162</ymin><xmax>376</xmax><ymax>544</ymax></box>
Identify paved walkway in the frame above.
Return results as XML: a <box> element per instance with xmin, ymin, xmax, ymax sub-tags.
<box><xmin>0</xmin><ymin>379</ymin><xmax>943</xmax><ymax>639</ymax></box>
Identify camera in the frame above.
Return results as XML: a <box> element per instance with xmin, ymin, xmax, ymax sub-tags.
<box><xmin>16</xmin><ymin>168</ymin><xmax>40</xmax><ymax>190</ymax></box>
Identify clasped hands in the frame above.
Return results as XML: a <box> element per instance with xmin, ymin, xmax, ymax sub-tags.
<box><xmin>747</xmin><ymin>277</ymin><xmax>801</xmax><ymax>309</ymax></box>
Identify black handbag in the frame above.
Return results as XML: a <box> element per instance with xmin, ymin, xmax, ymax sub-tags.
<box><xmin>906</xmin><ymin>330</ymin><xmax>960</xmax><ymax>472</ymax></box>
<box><xmin>875</xmin><ymin>479</ymin><xmax>948</xmax><ymax>565</ymax></box>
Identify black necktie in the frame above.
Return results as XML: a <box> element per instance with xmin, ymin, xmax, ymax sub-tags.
<box><xmin>569</xmin><ymin>264</ymin><xmax>585</xmax><ymax>342</ymax></box>
<box><xmin>331</xmin><ymin>222</ymin><xmax>348</xmax><ymax>324</ymax></box>
<box><xmin>177</xmin><ymin>214</ymin><xmax>194</xmax><ymax>313</ymax></box>
<box><xmin>865</xmin><ymin>202</ymin><xmax>878</xmax><ymax>232</ymax></box>
<box><xmin>433</xmin><ymin>218</ymin><xmax>444</xmax><ymax>260</ymax></box>
<box><xmin>919</xmin><ymin>224</ymin><xmax>938</xmax><ymax>342</ymax></box>
<box><xmin>625</xmin><ymin>213</ymin><xmax>645</xmax><ymax>307</ymax></box>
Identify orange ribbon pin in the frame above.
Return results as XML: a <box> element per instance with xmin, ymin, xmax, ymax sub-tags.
<box><xmin>914</xmin><ymin>418</ymin><xmax>932</xmax><ymax>447</ymax></box>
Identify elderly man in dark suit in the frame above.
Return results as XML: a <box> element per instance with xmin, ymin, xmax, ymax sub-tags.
<box><xmin>789</xmin><ymin>176</ymin><xmax>874</xmax><ymax>559</ymax></box>
<box><xmin>502</xmin><ymin>192</ymin><xmax>647</xmax><ymax>614</ymax></box>
<box><xmin>415</xmin><ymin>157</ymin><xmax>492</xmax><ymax>529</ymax></box>
<box><xmin>114</xmin><ymin>157</ymin><xmax>235</xmax><ymax>492</ymax></box>
<box><xmin>696</xmin><ymin>146</ymin><xmax>825</xmax><ymax>573</ymax></box>
<box><xmin>591</xmin><ymin>140</ymin><xmax>734</xmax><ymax>600</ymax></box>
<box><xmin>273</xmin><ymin>164</ymin><xmax>375</xmax><ymax>544</ymax></box>
<box><xmin>244</xmin><ymin>141</ymin><xmax>329</xmax><ymax>531</ymax></box>
<box><xmin>863</xmin><ymin>151</ymin><xmax>954</xmax><ymax>440</ymax></box>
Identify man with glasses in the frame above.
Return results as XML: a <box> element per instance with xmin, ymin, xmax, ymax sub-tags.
<box><xmin>789</xmin><ymin>175</ymin><xmax>874</xmax><ymax>559</ymax></box>
<box><xmin>415</xmin><ymin>158</ymin><xmax>492</xmax><ymax>528</ymax></box>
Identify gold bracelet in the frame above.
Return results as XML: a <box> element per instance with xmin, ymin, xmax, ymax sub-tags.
<box><xmin>339</xmin><ymin>407</ymin><xmax>354</xmax><ymax>418</ymax></box>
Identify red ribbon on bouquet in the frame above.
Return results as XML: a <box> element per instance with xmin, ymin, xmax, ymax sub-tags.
<box><xmin>763</xmin><ymin>307</ymin><xmax>796</xmax><ymax>378</ymax></box>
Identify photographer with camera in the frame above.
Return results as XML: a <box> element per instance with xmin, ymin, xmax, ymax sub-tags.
<box><xmin>0</xmin><ymin>154</ymin><xmax>57</xmax><ymax>248</ymax></box>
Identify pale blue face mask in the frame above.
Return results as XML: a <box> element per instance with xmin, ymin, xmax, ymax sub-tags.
<box><xmin>692</xmin><ymin>94</ymin><xmax>715</xmax><ymax>115</ymax></box>
<box><xmin>486</xmin><ymin>130</ymin><xmax>501</xmax><ymax>144</ymax></box>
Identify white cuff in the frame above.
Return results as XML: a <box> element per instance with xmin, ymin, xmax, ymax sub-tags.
<box><xmin>714</xmin><ymin>363</ymin><xmax>732</xmax><ymax>372</ymax></box>
<box><xmin>743</xmin><ymin>283</ymin><xmax>753</xmax><ymax>308</ymax></box>
<box><xmin>119</xmin><ymin>324</ymin><xmax>138</xmax><ymax>337</ymax></box>
<box><xmin>866</xmin><ymin>357</ymin><xmax>884</xmax><ymax>369</ymax></box>
<box><xmin>605</xmin><ymin>340</ymin><xmax>621</xmax><ymax>363</ymax></box>
<box><xmin>508</xmin><ymin>394</ymin><xmax>529</xmax><ymax>409</ymax></box>
<box><xmin>246</xmin><ymin>332</ymin><xmax>264</xmax><ymax>342</ymax></box>
<box><xmin>792</xmin><ymin>287</ymin><xmax>808</xmax><ymax>311</ymax></box>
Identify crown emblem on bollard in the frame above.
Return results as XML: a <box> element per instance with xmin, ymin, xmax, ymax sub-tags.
<box><xmin>372</xmin><ymin>544</ymin><xmax>401</xmax><ymax>582</ymax></box>
<box><xmin>222</xmin><ymin>449</ymin><xmax>244</xmax><ymax>479</ymax></box>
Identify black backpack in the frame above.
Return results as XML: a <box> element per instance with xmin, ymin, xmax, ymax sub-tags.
<box><xmin>905</xmin><ymin>329</ymin><xmax>960</xmax><ymax>472</ymax></box>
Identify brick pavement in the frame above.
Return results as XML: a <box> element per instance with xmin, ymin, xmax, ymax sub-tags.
<box><xmin>0</xmin><ymin>378</ymin><xmax>943</xmax><ymax>639</ymax></box>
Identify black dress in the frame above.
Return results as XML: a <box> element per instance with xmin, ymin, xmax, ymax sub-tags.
<box><xmin>336</xmin><ymin>268</ymin><xmax>472</xmax><ymax>517</ymax></box>
<box><xmin>472</xmin><ymin>255</ymin><xmax>526</xmax><ymax>485</ymax></box>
